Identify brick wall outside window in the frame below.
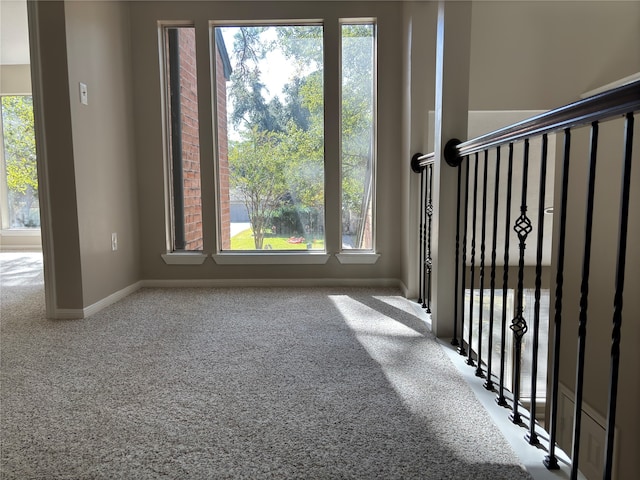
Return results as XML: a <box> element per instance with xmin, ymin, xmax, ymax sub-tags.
<box><xmin>178</xmin><ymin>28</ymin><xmax>203</xmax><ymax>251</ymax></box>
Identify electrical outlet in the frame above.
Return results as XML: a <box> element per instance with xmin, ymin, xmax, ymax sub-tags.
<box><xmin>111</xmin><ymin>232</ymin><xmax>118</xmax><ymax>251</ymax></box>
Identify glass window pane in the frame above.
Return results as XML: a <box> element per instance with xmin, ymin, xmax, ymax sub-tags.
<box><xmin>1</xmin><ymin>95</ymin><xmax>40</xmax><ymax>229</ymax></box>
<box><xmin>215</xmin><ymin>25</ymin><xmax>325</xmax><ymax>251</ymax></box>
<box><xmin>164</xmin><ymin>26</ymin><xmax>203</xmax><ymax>251</ymax></box>
<box><xmin>341</xmin><ymin>23</ymin><xmax>375</xmax><ymax>250</ymax></box>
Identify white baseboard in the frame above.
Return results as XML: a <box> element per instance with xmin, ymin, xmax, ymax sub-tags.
<box><xmin>398</xmin><ymin>280</ymin><xmax>411</xmax><ymax>298</ymax></box>
<box><xmin>82</xmin><ymin>281</ymin><xmax>143</xmax><ymax>317</ymax></box>
<box><xmin>52</xmin><ymin>281</ymin><xmax>143</xmax><ymax>319</ymax></box>
<box><xmin>140</xmin><ymin>278</ymin><xmax>403</xmax><ymax>289</ymax></box>
<box><xmin>52</xmin><ymin>308</ymin><xmax>85</xmax><ymax>320</ymax></box>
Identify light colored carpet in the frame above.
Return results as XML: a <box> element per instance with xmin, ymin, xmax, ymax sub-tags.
<box><xmin>0</xmin><ymin>253</ymin><xmax>532</xmax><ymax>479</ymax></box>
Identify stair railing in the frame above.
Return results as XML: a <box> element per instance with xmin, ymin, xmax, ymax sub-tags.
<box><xmin>412</xmin><ymin>79</ymin><xmax>639</xmax><ymax>480</ymax></box>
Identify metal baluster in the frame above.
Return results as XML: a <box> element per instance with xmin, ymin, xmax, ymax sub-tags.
<box><xmin>510</xmin><ymin>139</ymin><xmax>532</xmax><ymax>425</ymax></box>
<box><xmin>571</xmin><ymin>121</ymin><xmax>599</xmax><ymax>480</ymax></box>
<box><xmin>453</xmin><ymin>162</ymin><xmax>463</xmax><ymax>347</ymax></box>
<box><xmin>497</xmin><ymin>144</ymin><xmax>514</xmax><ymax>407</ymax></box>
<box><xmin>544</xmin><ymin>129</ymin><xmax>571</xmax><ymax>470</ymax></box>
<box><xmin>422</xmin><ymin>166</ymin><xmax>429</xmax><ymax>309</ymax></box>
<box><xmin>526</xmin><ymin>134</ymin><xmax>548</xmax><ymax>445</ymax></box>
<box><xmin>417</xmin><ymin>169</ymin><xmax>424</xmax><ymax>305</ymax></box>
<box><xmin>426</xmin><ymin>163</ymin><xmax>433</xmax><ymax>313</ymax></box>
<box><xmin>468</xmin><ymin>153</ymin><xmax>480</xmax><ymax>366</ymax></box>
<box><xmin>485</xmin><ymin>146</ymin><xmax>501</xmax><ymax>391</ymax></box>
<box><xmin>476</xmin><ymin>150</ymin><xmax>489</xmax><ymax>377</ymax></box>
<box><xmin>604</xmin><ymin>112</ymin><xmax>634</xmax><ymax>480</ymax></box>
<box><xmin>459</xmin><ymin>158</ymin><xmax>470</xmax><ymax>357</ymax></box>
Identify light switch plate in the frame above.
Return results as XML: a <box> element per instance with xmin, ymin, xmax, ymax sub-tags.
<box><xmin>79</xmin><ymin>82</ymin><xmax>88</xmax><ymax>105</ymax></box>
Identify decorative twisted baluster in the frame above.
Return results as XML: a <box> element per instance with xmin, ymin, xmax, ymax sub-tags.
<box><xmin>544</xmin><ymin>129</ymin><xmax>571</xmax><ymax>470</ymax></box>
<box><xmin>604</xmin><ymin>112</ymin><xmax>634</xmax><ymax>480</ymax></box>
<box><xmin>571</xmin><ymin>122</ymin><xmax>599</xmax><ymax>480</ymax></box>
<box><xmin>458</xmin><ymin>158</ymin><xmax>470</xmax><ymax>357</ymax></box>
<box><xmin>526</xmin><ymin>134</ymin><xmax>548</xmax><ymax>446</ymax></box>
<box><xmin>476</xmin><ymin>150</ymin><xmax>489</xmax><ymax>378</ymax></box>
<box><xmin>452</xmin><ymin>162</ymin><xmax>463</xmax><ymax>347</ymax></box>
<box><xmin>510</xmin><ymin>139</ymin><xmax>532</xmax><ymax>425</ymax></box>
<box><xmin>421</xmin><ymin>167</ymin><xmax>429</xmax><ymax>309</ymax></box>
<box><xmin>497</xmin><ymin>144</ymin><xmax>514</xmax><ymax>407</ymax></box>
<box><xmin>467</xmin><ymin>153</ymin><xmax>480</xmax><ymax>366</ymax></box>
<box><xmin>417</xmin><ymin>170</ymin><xmax>424</xmax><ymax>305</ymax></box>
<box><xmin>485</xmin><ymin>146</ymin><xmax>501</xmax><ymax>391</ymax></box>
<box><xmin>425</xmin><ymin>163</ymin><xmax>433</xmax><ymax>313</ymax></box>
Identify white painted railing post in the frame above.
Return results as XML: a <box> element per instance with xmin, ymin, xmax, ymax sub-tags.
<box><xmin>431</xmin><ymin>1</ymin><xmax>472</xmax><ymax>339</ymax></box>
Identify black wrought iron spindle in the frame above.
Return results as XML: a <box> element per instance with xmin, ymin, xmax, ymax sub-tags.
<box><xmin>571</xmin><ymin>121</ymin><xmax>599</xmax><ymax>480</ymax></box>
<box><xmin>544</xmin><ymin>129</ymin><xmax>571</xmax><ymax>470</ymax></box>
<box><xmin>459</xmin><ymin>158</ymin><xmax>470</xmax><ymax>357</ymax></box>
<box><xmin>485</xmin><ymin>147</ymin><xmax>501</xmax><ymax>391</ymax></box>
<box><xmin>422</xmin><ymin>167</ymin><xmax>429</xmax><ymax>309</ymax></box>
<box><xmin>468</xmin><ymin>153</ymin><xmax>480</xmax><ymax>366</ymax></box>
<box><xmin>426</xmin><ymin>163</ymin><xmax>434</xmax><ymax>313</ymax></box>
<box><xmin>417</xmin><ymin>169</ymin><xmax>425</xmax><ymax>305</ymax></box>
<box><xmin>603</xmin><ymin>112</ymin><xmax>634</xmax><ymax>480</ymax></box>
<box><xmin>510</xmin><ymin>139</ymin><xmax>532</xmax><ymax>425</ymax></box>
<box><xmin>497</xmin><ymin>144</ymin><xmax>514</xmax><ymax>407</ymax></box>
<box><xmin>526</xmin><ymin>134</ymin><xmax>548</xmax><ymax>445</ymax></box>
<box><xmin>476</xmin><ymin>150</ymin><xmax>490</xmax><ymax>377</ymax></box>
<box><xmin>453</xmin><ymin>162</ymin><xmax>462</xmax><ymax>347</ymax></box>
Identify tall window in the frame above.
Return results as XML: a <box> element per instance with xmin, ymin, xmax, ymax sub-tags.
<box><xmin>0</xmin><ymin>95</ymin><xmax>39</xmax><ymax>230</ymax></box>
<box><xmin>341</xmin><ymin>22</ymin><xmax>376</xmax><ymax>250</ymax></box>
<box><xmin>162</xmin><ymin>26</ymin><xmax>203</xmax><ymax>251</ymax></box>
<box><xmin>161</xmin><ymin>19</ymin><xmax>378</xmax><ymax>257</ymax></box>
<box><xmin>214</xmin><ymin>24</ymin><xmax>325</xmax><ymax>252</ymax></box>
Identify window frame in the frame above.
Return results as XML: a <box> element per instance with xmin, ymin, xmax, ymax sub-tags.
<box><xmin>338</xmin><ymin>18</ymin><xmax>378</xmax><ymax>255</ymax></box>
<box><xmin>0</xmin><ymin>94</ymin><xmax>41</xmax><ymax>233</ymax></box>
<box><xmin>211</xmin><ymin>21</ymin><xmax>328</xmax><ymax>258</ymax></box>
<box><xmin>158</xmin><ymin>22</ymin><xmax>207</xmax><ymax>261</ymax></box>
<box><xmin>158</xmin><ymin>16</ymin><xmax>379</xmax><ymax>266</ymax></box>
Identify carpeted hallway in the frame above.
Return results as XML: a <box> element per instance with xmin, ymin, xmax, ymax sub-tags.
<box><xmin>0</xmin><ymin>252</ymin><xmax>532</xmax><ymax>479</ymax></box>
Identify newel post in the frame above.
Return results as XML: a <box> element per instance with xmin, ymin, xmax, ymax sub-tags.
<box><xmin>430</xmin><ymin>1</ymin><xmax>472</xmax><ymax>339</ymax></box>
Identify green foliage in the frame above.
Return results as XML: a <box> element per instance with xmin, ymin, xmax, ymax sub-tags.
<box><xmin>1</xmin><ymin>95</ymin><xmax>39</xmax><ymax>228</ymax></box>
<box><xmin>229</xmin><ymin>127</ymin><xmax>288</xmax><ymax>249</ymax></box>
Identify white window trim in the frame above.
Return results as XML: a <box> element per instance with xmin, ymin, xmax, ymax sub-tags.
<box><xmin>335</xmin><ymin>252</ymin><xmax>379</xmax><ymax>265</ymax></box>
<box><xmin>158</xmin><ymin>16</ymin><xmax>380</xmax><ymax>264</ymax></box>
<box><xmin>162</xmin><ymin>252</ymin><xmax>208</xmax><ymax>265</ymax></box>
<box><xmin>339</xmin><ymin>19</ymin><xmax>378</xmax><ymax>254</ymax></box>
<box><xmin>211</xmin><ymin>22</ymin><xmax>329</xmax><ymax>258</ymax></box>
<box><xmin>0</xmin><ymin>228</ymin><xmax>41</xmax><ymax>237</ymax></box>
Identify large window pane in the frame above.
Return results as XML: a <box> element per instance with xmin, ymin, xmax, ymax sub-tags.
<box><xmin>341</xmin><ymin>23</ymin><xmax>375</xmax><ymax>250</ymax></box>
<box><xmin>0</xmin><ymin>95</ymin><xmax>39</xmax><ymax>229</ymax></box>
<box><xmin>215</xmin><ymin>25</ymin><xmax>325</xmax><ymax>251</ymax></box>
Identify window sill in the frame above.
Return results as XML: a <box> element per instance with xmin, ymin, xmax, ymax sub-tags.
<box><xmin>161</xmin><ymin>253</ymin><xmax>208</xmax><ymax>265</ymax></box>
<box><xmin>212</xmin><ymin>252</ymin><xmax>330</xmax><ymax>265</ymax></box>
<box><xmin>335</xmin><ymin>252</ymin><xmax>380</xmax><ymax>264</ymax></box>
<box><xmin>1</xmin><ymin>228</ymin><xmax>41</xmax><ymax>237</ymax></box>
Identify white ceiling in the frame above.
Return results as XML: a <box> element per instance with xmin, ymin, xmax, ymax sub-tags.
<box><xmin>1</xmin><ymin>0</ymin><xmax>30</xmax><ymax>65</ymax></box>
